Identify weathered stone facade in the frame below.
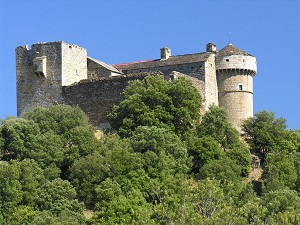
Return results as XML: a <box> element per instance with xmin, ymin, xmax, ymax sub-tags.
<box><xmin>16</xmin><ymin>42</ymin><xmax>87</xmax><ymax>116</ymax></box>
<box><xmin>16</xmin><ymin>41</ymin><xmax>257</xmax><ymax>131</ymax></box>
<box><xmin>62</xmin><ymin>72</ymin><xmax>162</xmax><ymax>129</ymax></box>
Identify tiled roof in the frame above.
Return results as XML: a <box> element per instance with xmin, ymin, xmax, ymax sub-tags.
<box><xmin>87</xmin><ymin>57</ymin><xmax>121</xmax><ymax>73</ymax></box>
<box><xmin>114</xmin><ymin>52</ymin><xmax>211</xmax><ymax>71</ymax></box>
<box><xmin>217</xmin><ymin>44</ymin><xmax>252</xmax><ymax>57</ymax></box>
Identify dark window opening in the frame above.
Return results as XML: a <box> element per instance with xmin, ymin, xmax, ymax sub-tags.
<box><xmin>239</xmin><ymin>85</ymin><xmax>243</xmax><ymax>91</ymax></box>
<box><xmin>226</xmin><ymin>59</ymin><xmax>229</xmax><ymax>62</ymax></box>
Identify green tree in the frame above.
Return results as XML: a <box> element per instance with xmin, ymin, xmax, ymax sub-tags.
<box><xmin>23</xmin><ymin>105</ymin><xmax>100</xmax><ymax>178</ymax></box>
<box><xmin>70</xmin><ymin>134</ymin><xmax>146</xmax><ymax>207</ymax></box>
<box><xmin>0</xmin><ymin>117</ymin><xmax>40</xmax><ymax>161</ymax></box>
<box><xmin>31</xmin><ymin>210</ymin><xmax>86</xmax><ymax>225</ymax></box>
<box><xmin>130</xmin><ymin>126</ymin><xmax>190</xmax><ymax>176</ymax></box>
<box><xmin>242</xmin><ymin>110</ymin><xmax>288</xmax><ymax>161</ymax></box>
<box><xmin>0</xmin><ymin>161</ymin><xmax>22</xmax><ymax>222</ymax></box>
<box><xmin>93</xmin><ymin>189</ymin><xmax>153</xmax><ymax>225</ymax></box>
<box><xmin>35</xmin><ymin>178</ymin><xmax>84</xmax><ymax>216</ymax></box>
<box><xmin>6</xmin><ymin>205</ymin><xmax>38</xmax><ymax>225</ymax></box>
<box><xmin>188</xmin><ymin>136</ymin><xmax>224</xmax><ymax>174</ymax></box>
<box><xmin>191</xmin><ymin>179</ymin><xmax>237</xmax><ymax>224</ymax></box>
<box><xmin>107</xmin><ymin>76</ymin><xmax>201</xmax><ymax>138</ymax></box>
<box><xmin>18</xmin><ymin>159</ymin><xmax>45</xmax><ymax>205</ymax></box>
<box><xmin>197</xmin><ymin>105</ymin><xmax>242</xmax><ymax>150</ymax></box>
<box><xmin>262</xmin><ymin>151</ymin><xmax>297</xmax><ymax>192</ymax></box>
<box><xmin>225</xmin><ymin>144</ymin><xmax>252</xmax><ymax>177</ymax></box>
<box><xmin>262</xmin><ymin>189</ymin><xmax>300</xmax><ymax>217</ymax></box>
<box><xmin>199</xmin><ymin>157</ymin><xmax>242</xmax><ymax>184</ymax></box>
<box><xmin>24</xmin><ymin>105</ymin><xmax>89</xmax><ymax>135</ymax></box>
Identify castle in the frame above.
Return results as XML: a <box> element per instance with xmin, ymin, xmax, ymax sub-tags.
<box><xmin>16</xmin><ymin>41</ymin><xmax>257</xmax><ymax>131</ymax></box>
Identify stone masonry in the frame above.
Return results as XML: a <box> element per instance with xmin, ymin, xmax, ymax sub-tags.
<box><xmin>16</xmin><ymin>41</ymin><xmax>257</xmax><ymax>131</ymax></box>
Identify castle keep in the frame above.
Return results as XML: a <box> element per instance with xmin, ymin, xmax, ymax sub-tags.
<box><xmin>16</xmin><ymin>41</ymin><xmax>257</xmax><ymax>131</ymax></box>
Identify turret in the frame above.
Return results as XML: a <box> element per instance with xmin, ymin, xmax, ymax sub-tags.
<box><xmin>16</xmin><ymin>41</ymin><xmax>87</xmax><ymax>116</ymax></box>
<box><xmin>216</xmin><ymin>43</ymin><xmax>257</xmax><ymax>131</ymax></box>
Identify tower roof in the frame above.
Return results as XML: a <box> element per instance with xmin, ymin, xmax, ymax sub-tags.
<box><xmin>217</xmin><ymin>43</ymin><xmax>252</xmax><ymax>57</ymax></box>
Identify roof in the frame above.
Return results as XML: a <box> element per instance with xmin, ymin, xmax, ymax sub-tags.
<box><xmin>87</xmin><ymin>57</ymin><xmax>121</xmax><ymax>73</ymax></box>
<box><xmin>217</xmin><ymin>43</ymin><xmax>252</xmax><ymax>57</ymax></box>
<box><xmin>114</xmin><ymin>52</ymin><xmax>211</xmax><ymax>71</ymax></box>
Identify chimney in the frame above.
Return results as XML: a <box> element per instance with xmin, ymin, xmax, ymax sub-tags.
<box><xmin>160</xmin><ymin>47</ymin><xmax>171</xmax><ymax>60</ymax></box>
<box><xmin>206</xmin><ymin>43</ymin><xmax>216</xmax><ymax>52</ymax></box>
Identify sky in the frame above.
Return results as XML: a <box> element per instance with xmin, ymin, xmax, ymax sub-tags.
<box><xmin>1</xmin><ymin>0</ymin><xmax>300</xmax><ymax>129</ymax></box>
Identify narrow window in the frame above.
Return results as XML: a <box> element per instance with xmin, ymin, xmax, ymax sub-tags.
<box><xmin>239</xmin><ymin>84</ymin><xmax>243</xmax><ymax>91</ymax></box>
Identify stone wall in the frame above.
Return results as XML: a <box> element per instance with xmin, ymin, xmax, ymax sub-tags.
<box><xmin>217</xmin><ymin>71</ymin><xmax>254</xmax><ymax>131</ymax></box>
<box><xmin>61</xmin><ymin>43</ymin><xmax>87</xmax><ymax>86</ymax></box>
<box><xmin>62</xmin><ymin>72</ymin><xmax>163</xmax><ymax>128</ymax></box>
<box><xmin>87</xmin><ymin>58</ymin><xmax>113</xmax><ymax>79</ymax></box>
<box><xmin>204</xmin><ymin>54</ymin><xmax>218</xmax><ymax>110</ymax></box>
<box><xmin>122</xmin><ymin>62</ymin><xmax>206</xmax><ymax>80</ymax></box>
<box><xmin>121</xmin><ymin>61</ymin><xmax>208</xmax><ymax>110</ymax></box>
<box><xmin>216</xmin><ymin>55</ymin><xmax>257</xmax><ymax>73</ymax></box>
<box><xmin>16</xmin><ymin>42</ymin><xmax>64</xmax><ymax>116</ymax></box>
<box><xmin>16</xmin><ymin>42</ymin><xmax>88</xmax><ymax>117</ymax></box>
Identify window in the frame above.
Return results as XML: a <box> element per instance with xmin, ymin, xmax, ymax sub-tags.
<box><xmin>239</xmin><ymin>84</ymin><xmax>243</xmax><ymax>91</ymax></box>
<box><xmin>226</xmin><ymin>59</ymin><xmax>229</xmax><ymax>62</ymax></box>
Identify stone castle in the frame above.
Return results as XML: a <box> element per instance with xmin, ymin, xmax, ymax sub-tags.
<box><xmin>16</xmin><ymin>41</ymin><xmax>257</xmax><ymax>131</ymax></box>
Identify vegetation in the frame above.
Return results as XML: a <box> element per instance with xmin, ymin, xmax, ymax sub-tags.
<box><xmin>0</xmin><ymin>76</ymin><xmax>300</xmax><ymax>224</ymax></box>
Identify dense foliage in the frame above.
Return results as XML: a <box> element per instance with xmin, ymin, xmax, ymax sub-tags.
<box><xmin>107</xmin><ymin>76</ymin><xmax>202</xmax><ymax>138</ymax></box>
<box><xmin>0</xmin><ymin>76</ymin><xmax>300</xmax><ymax>224</ymax></box>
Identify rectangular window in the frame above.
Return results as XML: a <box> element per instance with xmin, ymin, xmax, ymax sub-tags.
<box><xmin>239</xmin><ymin>84</ymin><xmax>243</xmax><ymax>91</ymax></box>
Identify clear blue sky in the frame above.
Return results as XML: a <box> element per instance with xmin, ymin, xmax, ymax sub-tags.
<box><xmin>1</xmin><ymin>0</ymin><xmax>300</xmax><ymax>129</ymax></box>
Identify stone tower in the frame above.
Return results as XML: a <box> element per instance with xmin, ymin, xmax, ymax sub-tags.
<box><xmin>216</xmin><ymin>43</ymin><xmax>257</xmax><ymax>131</ymax></box>
<box><xmin>16</xmin><ymin>41</ymin><xmax>87</xmax><ymax>116</ymax></box>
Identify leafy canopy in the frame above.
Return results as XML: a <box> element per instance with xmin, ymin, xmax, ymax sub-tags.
<box><xmin>107</xmin><ymin>76</ymin><xmax>202</xmax><ymax>138</ymax></box>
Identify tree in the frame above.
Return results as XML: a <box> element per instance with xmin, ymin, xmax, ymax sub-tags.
<box><xmin>31</xmin><ymin>210</ymin><xmax>86</xmax><ymax>225</ymax></box>
<box><xmin>6</xmin><ymin>205</ymin><xmax>38</xmax><ymax>225</ymax></box>
<box><xmin>24</xmin><ymin>105</ymin><xmax>100</xmax><ymax>178</ymax></box>
<box><xmin>198</xmin><ymin>157</ymin><xmax>242</xmax><ymax>184</ymax></box>
<box><xmin>225</xmin><ymin>144</ymin><xmax>252</xmax><ymax>177</ymax></box>
<box><xmin>190</xmin><ymin>179</ymin><xmax>237</xmax><ymax>224</ymax></box>
<box><xmin>35</xmin><ymin>178</ymin><xmax>84</xmax><ymax>216</ymax></box>
<box><xmin>24</xmin><ymin>105</ymin><xmax>89</xmax><ymax>135</ymax></box>
<box><xmin>262</xmin><ymin>151</ymin><xmax>297</xmax><ymax>192</ymax></box>
<box><xmin>93</xmin><ymin>189</ymin><xmax>153</xmax><ymax>225</ymax></box>
<box><xmin>130</xmin><ymin>126</ymin><xmax>190</xmax><ymax>177</ymax></box>
<box><xmin>18</xmin><ymin>159</ymin><xmax>45</xmax><ymax>205</ymax></box>
<box><xmin>197</xmin><ymin>105</ymin><xmax>242</xmax><ymax>150</ymax></box>
<box><xmin>107</xmin><ymin>76</ymin><xmax>202</xmax><ymax>138</ymax></box>
<box><xmin>188</xmin><ymin>136</ymin><xmax>224</xmax><ymax>174</ymax></box>
<box><xmin>242</xmin><ymin>110</ymin><xmax>288</xmax><ymax>161</ymax></box>
<box><xmin>69</xmin><ymin>134</ymin><xmax>146</xmax><ymax>207</ymax></box>
<box><xmin>262</xmin><ymin>189</ymin><xmax>300</xmax><ymax>216</ymax></box>
<box><xmin>0</xmin><ymin>161</ymin><xmax>22</xmax><ymax>222</ymax></box>
<box><xmin>0</xmin><ymin>117</ymin><xmax>41</xmax><ymax>161</ymax></box>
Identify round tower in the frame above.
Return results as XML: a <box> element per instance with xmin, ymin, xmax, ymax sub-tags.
<box><xmin>216</xmin><ymin>43</ymin><xmax>257</xmax><ymax>131</ymax></box>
